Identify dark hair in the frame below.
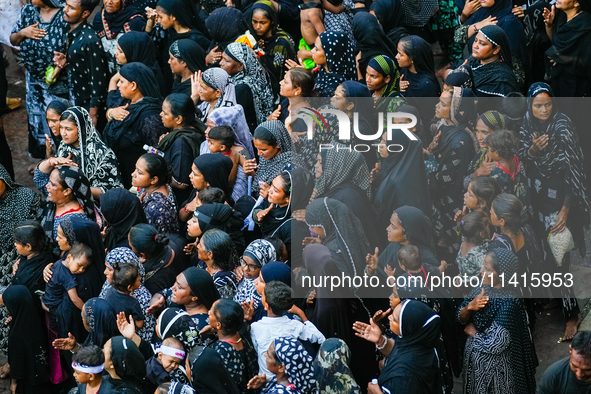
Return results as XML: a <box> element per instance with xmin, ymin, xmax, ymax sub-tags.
<box><xmin>469</xmin><ymin>177</ymin><xmax>501</xmax><ymax>211</ymax></box>
<box><xmin>212</xmin><ymin>299</ymin><xmax>244</xmax><ymax>336</ymax></box>
<box><xmin>491</xmin><ymin>193</ymin><xmax>522</xmax><ymax>234</ymax></box>
<box><xmin>253</xmin><ymin>128</ymin><xmax>278</xmax><ymax>147</ymax></box>
<box><xmin>287</xmin><ymin>68</ymin><xmax>314</xmax><ymax>97</ymax></box>
<box><xmin>46</xmin><ymin>101</ymin><xmax>69</xmax><ymax>116</ymax></box>
<box><xmin>59</xmin><ymin>111</ymin><xmax>78</xmax><ymax>124</ymax></box>
<box><xmin>139</xmin><ymin>153</ymin><xmax>173</xmax><ymax>186</ymax></box>
<box><xmin>572</xmin><ymin>331</ymin><xmax>591</xmax><ymax>360</ymax></box>
<box><xmin>263</xmin><ymin>281</ymin><xmax>293</xmax><ymax>315</ymax></box>
<box><xmin>252</xmin><ymin>7</ymin><xmax>275</xmax><ymax>32</ymax></box>
<box><xmin>397</xmin><ymin>244</ymin><xmax>421</xmax><ymax>271</ymax></box>
<box><xmin>267</xmin><ymin>341</ymin><xmax>283</xmax><ymax>366</ymax></box>
<box><xmin>460</xmin><ymin>211</ymin><xmax>488</xmax><ymax>244</ymax></box>
<box><xmin>80</xmin><ymin>0</ymin><xmax>100</xmax><ymax>13</ymax></box>
<box><xmin>209</xmin><ymin>125</ymin><xmax>236</xmax><ymax>149</ymax></box>
<box><xmin>69</xmin><ymin>243</ymin><xmax>93</xmax><ymax>263</ymax></box>
<box><xmin>129</xmin><ymin>223</ymin><xmax>169</xmax><ymax>258</ymax></box>
<box><xmin>161</xmin><ymin>337</ymin><xmax>184</xmax><ymax>351</ymax></box>
<box><xmin>397</xmin><ymin>36</ymin><xmax>415</xmax><ymax>60</ymax></box>
<box><xmin>198</xmin><ymin>187</ymin><xmax>225</xmax><ymax>204</ymax></box>
<box><xmin>72</xmin><ymin>345</ymin><xmax>104</xmax><ymax>368</ymax></box>
<box><xmin>201</xmin><ymin>229</ymin><xmax>236</xmax><ymax>271</ymax></box>
<box><xmin>13</xmin><ymin>220</ymin><xmax>48</xmax><ymax>254</ymax></box>
<box><xmin>485</xmin><ymin>129</ymin><xmax>517</xmax><ymax>159</ymax></box>
<box><xmin>498</xmin><ymin>92</ymin><xmax>527</xmax><ymax>121</ymax></box>
<box><xmin>264</xmin><ymin>236</ymin><xmax>285</xmax><ymax>261</ymax></box>
<box><xmin>274</xmin><ymin>171</ymin><xmax>291</xmax><ymax>197</ymax></box>
<box><xmin>111</xmin><ymin>262</ymin><xmax>140</xmax><ymax>292</ymax></box>
<box><xmin>165</xmin><ymin>93</ymin><xmax>196</xmax><ymax>128</ymax></box>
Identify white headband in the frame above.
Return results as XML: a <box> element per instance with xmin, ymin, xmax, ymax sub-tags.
<box><xmin>158</xmin><ymin>345</ymin><xmax>186</xmax><ymax>359</ymax></box>
<box><xmin>72</xmin><ymin>362</ymin><xmax>104</xmax><ymax>374</ymax></box>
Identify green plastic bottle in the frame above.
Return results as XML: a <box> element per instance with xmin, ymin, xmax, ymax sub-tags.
<box><xmin>45</xmin><ymin>65</ymin><xmax>57</xmax><ymax>85</ymax></box>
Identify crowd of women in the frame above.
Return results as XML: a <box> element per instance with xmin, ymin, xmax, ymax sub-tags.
<box><xmin>0</xmin><ymin>0</ymin><xmax>590</xmax><ymax>392</ymax></box>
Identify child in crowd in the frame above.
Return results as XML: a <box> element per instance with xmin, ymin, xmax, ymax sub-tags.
<box><xmin>298</xmin><ymin>0</ymin><xmax>325</xmax><ymax>62</ymax></box>
<box><xmin>12</xmin><ymin>220</ymin><xmax>52</xmax><ymax>295</ymax></box>
<box><xmin>207</xmin><ymin>126</ymin><xmax>254</xmax><ymax>201</ymax></box>
<box><xmin>253</xmin><ymin>172</ymin><xmax>291</xmax><ymax>238</ymax></box>
<box><xmin>394</xmin><ymin>245</ymin><xmax>445</xmax><ymax>299</ymax></box>
<box><xmin>456</xmin><ymin>211</ymin><xmax>491</xmax><ymax>290</ymax></box>
<box><xmin>198</xmin><ymin>187</ymin><xmax>226</xmax><ymax>206</ymax></box>
<box><xmin>250</xmin><ymin>281</ymin><xmax>325</xmax><ymax>381</ymax></box>
<box><xmin>71</xmin><ymin>345</ymin><xmax>112</xmax><ymax>394</ymax></box>
<box><xmin>42</xmin><ymin>243</ymin><xmax>92</xmax><ymax>330</ymax></box>
<box><xmin>145</xmin><ymin>337</ymin><xmax>186</xmax><ymax>393</ymax></box>
<box><xmin>104</xmin><ymin>262</ymin><xmax>145</xmax><ymax>329</ymax></box>
<box><xmin>456</xmin><ymin>176</ymin><xmax>501</xmax><ymax>233</ymax></box>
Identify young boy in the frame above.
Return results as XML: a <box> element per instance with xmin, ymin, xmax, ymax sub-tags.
<box><xmin>145</xmin><ymin>337</ymin><xmax>186</xmax><ymax>393</ymax></box>
<box><xmin>298</xmin><ymin>0</ymin><xmax>325</xmax><ymax>63</ymax></box>
<box><xmin>394</xmin><ymin>245</ymin><xmax>446</xmax><ymax>299</ymax></box>
<box><xmin>207</xmin><ymin>125</ymin><xmax>255</xmax><ymax>187</ymax></box>
<box><xmin>71</xmin><ymin>345</ymin><xmax>112</xmax><ymax>394</ymax></box>
<box><xmin>250</xmin><ymin>281</ymin><xmax>325</xmax><ymax>382</ymax></box>
<box><xmin>42</xmin><ymin>243</ymin><xmax>92</xmax><ymax>337</ymax></box>
<box><xmin>104</xmin><ymin>262</ymin><xmax>145</xmax><ymax>329</ymax></box>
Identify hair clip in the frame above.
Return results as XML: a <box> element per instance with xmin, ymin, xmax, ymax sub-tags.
<box><xmin>460</xmin><ymin>220</ymin><xmax>465</xmax><ymax>225</ymax></box>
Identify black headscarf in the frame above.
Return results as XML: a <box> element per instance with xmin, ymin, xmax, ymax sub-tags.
<box><xmin>546</xmin><ymin>10</ymin><xmax>591</xmax><ymax>79</ymax></box>
<box><xmin>82</xmin><ymin>298</ymin><xmax>119</xmax><ymax>348</ymax></box>
<box><xmin>188</xmin><ymin>346</ymin><xmax>240</xmax><ymax>394</ymax></box>
<box><xmin>157</xmin><ymin>0</ymin><xmax>210</xmax><ymax>38</ymax></box>
<box><xmin>109</xmin><ymin>336</ymin><xmax>146</xmax><ymax>394</ymax></box>
<box><xmin>370</xmin><ymin>0</ymin><xmax>409</xmax><ymax>47</ymax></box>
<box><xmin>290</xmin><ymin>167</ymin><xmax>315</xmax><ymax>211</ymax></box>
<box><xmin>400</xmin><ymin>0</ymin><xmax>438</xmax><ymax>28</ymax></box>
<box><xmin>118</xmin><ymin>31</ymin><xmax>166</xmax><ymax>93</ymax></box>
<box><xmin>93</xmin><ymin>0</ymin><xmax>144</xmax><ymax>39</ymax></box>
<box><xmin>119</xmin><ymin>62</ymin><xmax>163</xmax><ymax>100</ymax></box>
<box><xmin>170</xmin><ymin>39</ymin><xmax>207</xmax><ymax>73</ymax></box>
<box><xmin>193</xmin><ymin>153</ymin><xmax>234</xmax><ymax>205</ymax></box>
<box><xmin>379</xmin><ymin>300</ymin><xmax>442</xmax><ymax>394</ymax></box>
<box><xmin>4</xmin><ymin>285</ymin><xmax>49</xmax><ymax>386</ymax></box>
<box><xmin>157</xmin><ymin>308</ymin><xmax>204</xmax><ymax>349</ymax></box>
<box><xmin>468</xmin><ymin>25</ymin><xmax>519</xmax><ymax>97</ymax></box>
<box><xmin>194</xmin><ymin>203</ymin><xmax>245</xmax><ymax>251</ymax></box>
<box><xmin>374</xmin><ymin>127</ymin><xmax>431</xmax><ymax>238</ymax></box>
<box><xmin>353</xmin><ymin>12</ymin><xmax>397</xmax><ymax>80</ymax></box>
<box><xmin>305</xmin><ymin>198</ymin><xmax>370</xmax><ymax>277</ymax></box>
<box><xmin>59</xmin><ymin>216</ymin><xmax>107</xmax><ymax>301</ymax></box>
<box><xmin>314</xmin><ymin>32</ymin><xmax>357</xmax><ymax>97</ymax></box>
<box><xmin>181</xmin><ymin>267</ymin><xmax>221</xmax><ymax>309</ymax></box>
<box><xmin>399</xmin><ymin>35</ymin><xmax>441</xmax><ymax>98</ymax></box>
<box><xmin>260</xmin><ymin>261</ymin><xmax>291</xmax><ymax>284</ymax></box>
<box><xmin>205</xmin><ymin>7</ymin><xmax>248</xmax><ymax>53</ymax></box>
<box><xmin>100</xmin><ymin>188</ymin><xmax>147</xmax><ymax>252</ymax></box>
<box><xmin>12</xmin><ymin>250</ymin><xmax>51</xmax><ymax>296</ymax></box>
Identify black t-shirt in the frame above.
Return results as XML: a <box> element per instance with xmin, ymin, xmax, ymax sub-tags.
<box><xmin>538</xmin><ymin>357</ymin><xmax>591</xmax><ymax>394</ymax></box>
<box><xmin>104</xmin><ymin>287</ymin><xmax>145</xmax><ymax>322</ymax></box>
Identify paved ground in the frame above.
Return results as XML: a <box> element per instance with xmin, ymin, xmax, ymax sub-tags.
<box><xmin>2</xmin><ymin>44</ymin><xmax>591</xmax><ymax>393</ymax></box>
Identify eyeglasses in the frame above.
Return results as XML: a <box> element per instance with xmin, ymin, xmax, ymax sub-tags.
<box><xmin>240</xmin><ymin>257</ymin><xmax>260</xmax><ymax>272</ymax></box>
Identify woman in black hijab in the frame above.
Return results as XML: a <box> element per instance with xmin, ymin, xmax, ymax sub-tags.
<box><xmin>93</xmin><ymin>0</ymin><xmax>146</xmax><ymax>73</ymax></box>
<box><xmin>352</xmin><ymin>12</ymin><xmax>397</xmax><ymax>81</ymax></box>
<box><xmin>290</xmin><ymin>167</ymin><xmax>315</xmax><ymax>270</ymax></box>
<box><xmin>104</xmin><ymin>62</ymin><xmax>167</xmax><ymax>189</ymax></box>
<box><xmin>100</xmin><ymin>188</ymin><xmax>148</xmax><ymax>252</ymax></box>
<box><xmin>370</xmin><ymin>0</ymin><xmax>409</xmax><ymax>47</ymax></box>
<box><xmin>205</xmin><ymin>6</ymin><xmax>248</xmax><ymax>63</ymax></box>
<box><xmin>184</xmin><ymin>153</ymin><xmax>234</xmax><ymax>210</ymax></box>
<box><xmin>303</xmin><ymin>244</ymin><xmax>379</xmax><ymax>389</ymax></box>
<box><xmin>187</xmin><ymin>345</ymin><xmax>240</xmax><ymax>394</ymax></box>
<box><xmin>192</xmin><ymin>203</ymin><xmax>246</xmax><ymax>254</ymax></box>
<box><xmin>372</xmin><ymin>126</ymin><xmax>431</xmax><ymax>249</ymax></box>
<box><xmin>397</xmin><ymin>36</ymin><xmax>441</xmax><ymax>99</ymax></box>
<box><xmin>354</xmin><ymin>299</ymin><xmax>444</xmax><ymax>394</ymax></box>
<box><xmin>2</xmin><ymin>285</ymin><xmax>50</xmax><ymax>393</ymax></box>
<box><xmin>430</xmin><ymin>87</ymin><xmax>477</xmax><ymax>256</ymax></box>
<box><xmin>116</xmin><ymin>31</ymin><xmax>166</xmax><ymax>95</ymax></box>
<box><xmin>169</xmin><ymin>39</ymin><xmax>207</xmax><ymax>96</ymax></box>
<box><xmin>545</xmin><ymin>0</ymin><xmax>591</xmax><ymax>96</ymax></box>
<box><xmin>104</xmin><ymin>337</ymin><xmax>146</xmax><ymax>394</ymax></box>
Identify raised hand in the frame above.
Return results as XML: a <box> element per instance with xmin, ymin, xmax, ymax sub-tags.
<box><xmin>468</xmin><ymin>288</ymin><xmax>489</xmax><ymax>311</ymax></box>
<box><xmin>530</xmin><ymin>133</ymin><xmax>549</xmax><ymax>155</ymax></box>
<box><xmin>399</xmin><ymin>74</ymin><xmax>409</xmax><ymax>93</ymax></box>
<box><xmin>352</xmin><ymin>318</ymin><xmax>383</xmax><ymax>344</ymax></box>
<box><xmin>370</xmin><ymin>162</ymin><xmax>381</xmax><ymax>184</ymax></box>
<box><xmin>206</xmin><ymin>46</ymin><xmax>221</xmax><ymax>65</ymax></box>
<box><xmin>543</xmin><ymin>5</ymin><xmax>555</xmax><ymax>26</ymax></box>
<box><xmin>268</xmin><ymin>105</ymin><xmax>282</xmax><ymax>121</ymax></box>
<box><xmin>52</xmin><ymin>332</ymin><xmax>77</xmax><ymax>350</ymax></box>
<box><xmin>146</xmin><ymin>293</ymin><xmax>165</xmax><ymax>314</ymax></box>
<box><xmin>116</xmin><ymin>312</ymin><xmax>136</xmax><ymax>339</ymax></box>
<box><xmin>366</xmin><ymin>247</ymin><xmax>379</xmax><ymax>273</ymax></box>
<box><xmin>242</xmin><ymin>299</ymin><xmax>254</xmax><ymax>322</ymax></box>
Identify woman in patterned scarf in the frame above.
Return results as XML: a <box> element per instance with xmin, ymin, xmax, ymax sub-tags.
<box><xmin>313</xmin><ymin>338</ymin><xmax>360</xmax><ymax>394</ymax></box>
<box><xmin>56</xmin><ymin>106</ymin><xmax>123</xmax><ymax>199</ymax></box>
<box><xmin>457</xmin><ymin>248</ymin><xmax>537</xmax><ymax>394</ymax></box>
<box><xmin>252</xmin><ymin>121</ymin><xmax>294</xmax><ymax>196</ymax></box>
<box><xmin>222</xmin><ymin>42</ymin><xmax>275</xmax><ymax>130</ymax></box>
<box><xmin>234</xmin><ymin>239</ymin><xmax>276</xmax><ymax>308</ymax></box>
<box><xmin>519</xmin><ymin>82</ymin><xmax>589</xmax><ymax>341</ymax></box>
<box><xmin>195</xmin><ymin>67</ymin><xmax>237</xmax><ymax>122</ymax></box>
<box><xmin>311</xmin><ymin>31</ymin><xmax>357</xmax><ymax>98</ymax></box>
<box><xmin>263</xmin><ymin>337</ymin><xmax>316</xmax><ymax>394</ymax></box>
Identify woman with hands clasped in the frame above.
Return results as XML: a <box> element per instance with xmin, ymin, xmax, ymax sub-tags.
<box><xmin>456</xmin><ymin>248</ymin><xmax>537</xmax><ymax>394</ymax></box>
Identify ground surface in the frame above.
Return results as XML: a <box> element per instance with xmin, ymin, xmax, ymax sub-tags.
<box><xmin>1</xmin><ymin>44</ymin><xmax>591</xmax><ymax>393</ymax></box>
